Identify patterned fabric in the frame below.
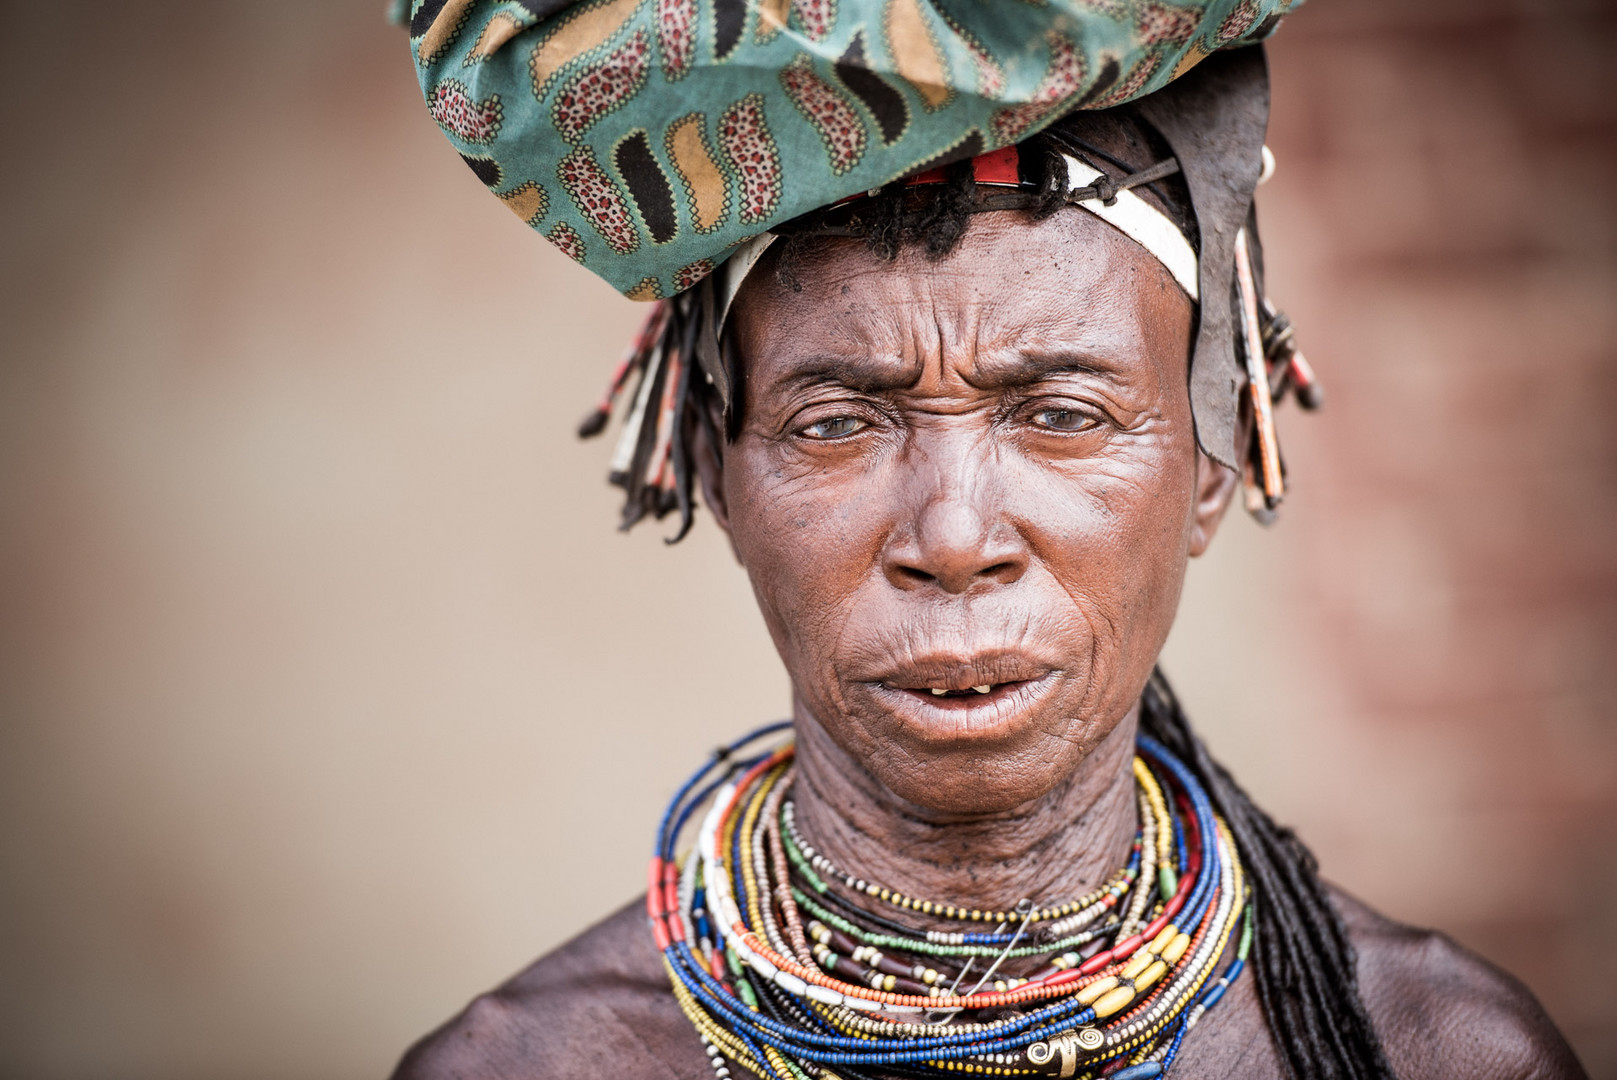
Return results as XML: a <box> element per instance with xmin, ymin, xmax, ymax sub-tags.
<box><xmin>404</xmin><ymin>0</ymin><xmax>1296</xmax><ymax>299</ymax></box>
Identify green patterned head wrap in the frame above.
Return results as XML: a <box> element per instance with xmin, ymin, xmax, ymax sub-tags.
<box><xmin>404</xmin><ymin>0</ymin><xmax>1296</xmax><ymax>300</ymax></box>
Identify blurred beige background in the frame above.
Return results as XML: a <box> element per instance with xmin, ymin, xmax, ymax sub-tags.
<box><xmin>1</xmin><ymin>1</ymin><xmax>1613</xmax><ymax>1077</ymax></box>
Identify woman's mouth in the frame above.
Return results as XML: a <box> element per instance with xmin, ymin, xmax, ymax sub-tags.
<box><xmin>900</xmin><ymin>680</ymin><xmax>1030</xmax><ymax>706</ymax></box>
<box><xmin>859</xmin><ymin>654</ymin><xmax>1062</xmax><ymax>741</ymax></box>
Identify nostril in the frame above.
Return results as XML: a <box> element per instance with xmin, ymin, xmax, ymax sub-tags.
<box><xmin>894</xmin><ymin>566</ymin><xmax>935</xmax><ymax>586</ymax></box>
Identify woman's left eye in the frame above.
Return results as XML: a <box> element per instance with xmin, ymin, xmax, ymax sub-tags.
<box><xmin>1030</xmin><ymin>408</ymin><xmax>1096</xmax><ymax>432</ymax></box>
<box><xmin>801</xmin><ymin>416</ymin><xmax>867</xmax><ymax>439</ymax></box>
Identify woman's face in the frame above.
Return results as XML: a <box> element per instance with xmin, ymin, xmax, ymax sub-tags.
<box><xmin>714</xmin><ymin>209</ymin><xmax>1233</xmax><ymax>815</ymax></box>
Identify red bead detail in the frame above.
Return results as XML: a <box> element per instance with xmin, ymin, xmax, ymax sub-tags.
<box><xmin>907</xmin><ymin>145</ymin><xmax>1022</xmax><ymax>189</ymax></box>
<box><xmin>971</xmin><ymin>146</ymin><xmax>1021</xmax><ymax>186</ymax></box>
<box><xmin>1142</xmin><ymin>874</ymin><xmax>1194</xmax><ymax>940</ymax></box>
<box><xmin>646</xmin><ymin>858</ymin><xmax>665</xmax><ymax>916</ymax></box>
<box><xmin>663</xmin><ymin>863</ymin><xmax>681</xmax><ymax>924</ymax></box>
<box><xmin>1078</xmin><ymin>949</ymin><xmax>1115</xmax><ymax>976</ymax></box>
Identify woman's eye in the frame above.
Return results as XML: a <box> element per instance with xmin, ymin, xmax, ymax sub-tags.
<box><xmin>1031</xmin><ymin>408</ymin><xmax>1096</xmax><ymax>432</ymax></box>
<box><xmin>801</xmin><ymin>416</ymin><xmax>867</xmax><ymax>439</ymax></box>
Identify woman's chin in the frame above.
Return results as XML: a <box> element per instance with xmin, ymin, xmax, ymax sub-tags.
<box><xmin>838</xmin><ymin>688</ymin><xmax>1113</xmax><ymax>815</ymax></box>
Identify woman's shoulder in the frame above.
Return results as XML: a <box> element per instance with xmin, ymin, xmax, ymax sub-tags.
<box><xmin>389</xmin><ymin>897</ymin><xmax>713</xmax><ymax>1080</ymax></box>
<box><xmin>1331</xmin><ymin>886</ymin><xmax>1587</xmax><ymax>1080</ymax></box>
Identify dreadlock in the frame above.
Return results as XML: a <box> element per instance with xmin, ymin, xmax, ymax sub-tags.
<box><xmin>579</xmin><ymin>106</ymin><xmax>1392</xmax><ymax>1080</ymax></box>
<box><xmin>1141</xmin><ymin>671</ymin><xmax>1396</xmax><ymax>1080</ymax></box>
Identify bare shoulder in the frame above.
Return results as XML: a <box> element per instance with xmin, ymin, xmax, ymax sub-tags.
<box><xmin>389</xmin><ymin>898</ymin><xmax>711</xmax><ymax>1080</ymax></box>
<box><xmin>1330</xmin><ymin>887</ymin><xmax>1587</xmax><ymax>1080</ymax></box>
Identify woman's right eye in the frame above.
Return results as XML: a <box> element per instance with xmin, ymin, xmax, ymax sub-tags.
<box><xmin>801</xmin><ymin>416</ymin><xmax>867</xmax><ymax>440</ymax></box>
<box><xmin>1030</xmin><ymin>407</ymin><xmax>1098</xmax><ymax>433</ymax></box>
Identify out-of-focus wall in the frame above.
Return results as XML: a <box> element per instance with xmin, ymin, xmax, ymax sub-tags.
<box><xmin>1242</xmin><ymin>1</ymin><xmax>1617</xmax><ymax>1068</ymax></box>
<box><xmin>0</xmin><ymin>2</ymin><xmax>1610</xmax><ymax>1077</ymax></box>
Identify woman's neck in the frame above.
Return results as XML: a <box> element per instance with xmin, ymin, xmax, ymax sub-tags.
<box><xmin>787</xmin><ymin>699</ymin><xmax>1141</xmax><ymax>921</ymax></box>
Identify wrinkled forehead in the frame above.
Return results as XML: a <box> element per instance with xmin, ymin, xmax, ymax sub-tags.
<box><xmin>730</xmin><ymin>210</ymin><xmax>1196</xmax><ymax>398</ymax></box>
<box><xmin>733</xmin><ymin>208</ymin><xmax>1191</xmax><ymax>340</ymax></box>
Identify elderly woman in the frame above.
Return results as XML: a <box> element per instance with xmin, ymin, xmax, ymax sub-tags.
<box><xmin>393</xmin><ymin>3</ymin><xmax>1582</xmax><ymax>1078</ymax></box>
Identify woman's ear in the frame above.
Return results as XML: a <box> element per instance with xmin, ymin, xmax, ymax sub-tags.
<box><xmin>1189</xmin><ymin>377</ymin><xmax>1258</xmax><ymax>557</ymax></box>
<box><xmin>1189</xmin><ymin>451</ymin><xmax>1240</xmax><ymax>557</ymax></box>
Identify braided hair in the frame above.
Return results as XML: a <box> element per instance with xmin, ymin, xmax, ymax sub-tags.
<box><xmin>586</xmin><ymin>107</ymin><xmax>1394</xmax><ymax>1080</ymax></box>
<box><xmin>1141</xmin><ymin>671</ymin><xmax>1396</xmax><ymax>1080</ymax></box>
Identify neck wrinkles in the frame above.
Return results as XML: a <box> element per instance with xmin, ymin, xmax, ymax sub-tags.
<box><xmin>788</xmin><ymin>696</ymin><xmax>1141</xmax><ymax>927</ymax></box>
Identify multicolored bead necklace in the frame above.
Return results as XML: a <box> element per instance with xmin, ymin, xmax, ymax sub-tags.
<box><xmin>650</xmin><ymin>723</ymin><xmax>1252</xmax><ymax>1080</ymax></box>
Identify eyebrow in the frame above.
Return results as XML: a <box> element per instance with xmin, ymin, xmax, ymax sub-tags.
<box><xmin>761</xmin><ymin>349</ymin><xmax>1126</xmax><ymax>398</ymax></box>
<box><xmin>966</xmin><ymin>349</ymin><xmax>1127</xmax><ymax>390</ymax></box>
<box><xmin>764</xmin><ymin>355</ymin><xmax>923</xmax><ymax>397</ymax></box>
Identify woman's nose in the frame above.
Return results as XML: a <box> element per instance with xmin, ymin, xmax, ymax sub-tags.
<box><xmin>880</xmin><ymin>474</ymin><xmax>1029</xmax><ymax>594</ymax></box>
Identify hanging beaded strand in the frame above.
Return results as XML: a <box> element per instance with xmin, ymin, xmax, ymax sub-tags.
<box><xmin>650</xmin><ymin>724</ymin><xmax>1252</xmax><ymax>1080</ymax></box>
<box><xmin>782</xmin><ymin>798</ymin><xmax>1143</xmax><ymax>933</ymax></box>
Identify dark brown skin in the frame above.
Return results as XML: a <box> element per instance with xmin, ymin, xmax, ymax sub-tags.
<box><xmin>393</xmin><ymin>210</ymin><xmax>1587</xmax><ymax>1079</ymax></box>
<box><xmin>719</xmin><ymin>212</ymin><xmax>1219</xmax><ymax>917</ymax></box>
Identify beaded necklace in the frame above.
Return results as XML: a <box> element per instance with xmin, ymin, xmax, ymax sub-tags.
<box><xmin>650</xmin><ymin>723</ymin><xmax>1251</xmax><ymax>1080</ymax></box>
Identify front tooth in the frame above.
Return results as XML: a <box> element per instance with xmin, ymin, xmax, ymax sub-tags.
<box><xmin>930</xmin><ymin>688</ymin><xmax>948</xmax><ymax>696</ymax></box>
<box><xmin>973</xmin><ymin>685</ymin><xmax>992</xmax><ymax>694</ymax></box>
